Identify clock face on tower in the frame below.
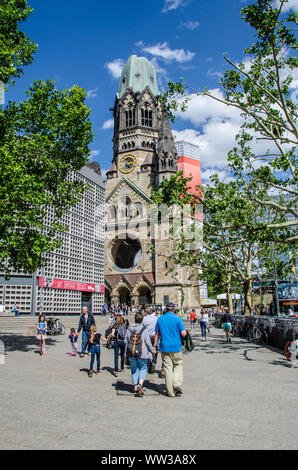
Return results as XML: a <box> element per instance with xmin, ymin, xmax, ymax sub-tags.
<box><xmin>118</xmin><ymin>154</ymin><xmax>137</xmax><ymax>174</ymax></box>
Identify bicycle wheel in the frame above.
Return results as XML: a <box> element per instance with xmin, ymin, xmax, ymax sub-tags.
<box><xmin>261</xmin><ymin>330</ymin><xmax>269</xmax><ymax>345</ymax></box>
<box><xmin>284</xmin><ymin>341</ymin><xmax>292</xmax><ymax>361</ymax></box>
<box><xmin>58</xmin><ymin>323</ymin><xmax>65</xmax><ymax>335</ymax></box>
<box><xmin>254</xmin><ymin>328</ymin><xmax>262</xmax><ymax>344</ymax></box>
<box><xmin>47</xmin><ymin>325</ymin><xmax>53</xmax><ymax>335</ymax></box>
<box><xmin>246</xmin><ymin>327</ymin><xmax>253</xmax><ymax>342</ymax></box>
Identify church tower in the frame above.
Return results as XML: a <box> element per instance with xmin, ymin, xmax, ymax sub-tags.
<box><xmin>105</xmin><ymin>55</ymin><xmax>200</xmax><ymax>309</ymax></box>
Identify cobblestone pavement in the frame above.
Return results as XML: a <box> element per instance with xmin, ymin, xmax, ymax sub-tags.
<box><xmin>0</xmin><ymin>316</ymin><xmax>297</xmax><ymax>450</ymax></box>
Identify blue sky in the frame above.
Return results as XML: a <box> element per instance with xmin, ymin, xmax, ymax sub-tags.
<box><xmin>7</xmin><ymin>0</ymin><xmax>298</xmax><ymax>182</ymax></box>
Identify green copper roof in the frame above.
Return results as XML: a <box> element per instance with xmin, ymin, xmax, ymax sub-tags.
<box><xmin>117</xmin><ymin>55</ymin><xmax>160</xmax><ymax>99</ymax></box>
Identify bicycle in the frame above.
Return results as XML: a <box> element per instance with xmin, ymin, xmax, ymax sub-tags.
<box><xmin>252</xmin><ymin>319</ymin><xmax>269</xmax><ymax>345</ymax></box>
<box><xmin>232</xmin><ymin>319</ymin><xmax>244</xmax><ymax>337</ymax></box>
<box><xmin>248</xmin><ymin>319</ymin><xmax>269</xmax><ymax>345</ymax></box>
<box><xmin>46</xmin><ymin>317</ymin><xmax>65</xmax><ymax>336</ymax></box>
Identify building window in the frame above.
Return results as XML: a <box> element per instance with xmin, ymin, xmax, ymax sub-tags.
<box><xmin>141</xmin><ymin>108</ymin><xmax>152</xmax><ymax>127</ymax></box>
<box><xmin>125</xmin><ymin>108</ymin><xmax>136</xmax><ymax>127</ymax></box>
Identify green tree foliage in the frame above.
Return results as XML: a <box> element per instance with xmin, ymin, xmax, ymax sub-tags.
<box><xmin>0</xmin><ymin>1</ymin><xmax>93</xmax><ymax>275</ymax></box>
<box><xmin>155</xmin><ymin>0</ymin><xmax>297</xmax><ymax>313</ymax></box>
<box><xmin>152</xmin><ymin>171</ymin><xmax>291</xmax><ymax>313</ymax></box>
<box><xmin>0</xmin><ymin>0</ymin><xmax>38</xmax><ymax>86</ymax></box>
<box><xmin>160</xmin><ymin>0</ymin><xmax>297</xmax><ymax>243</ymax></box>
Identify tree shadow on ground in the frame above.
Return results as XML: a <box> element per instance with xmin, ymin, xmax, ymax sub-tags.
<box><xmin>0</xmin><ymin>333</ymin><xmax>57</xmax><ymax>353</ymax></box>
<box><xmin>269</xmin><ymin>359</ymin><xmax>293</xmax><ymax>368</ymax></box>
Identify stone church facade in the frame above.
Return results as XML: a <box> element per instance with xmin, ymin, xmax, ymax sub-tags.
<box><xmin>105</xmin><ymin>55</ymin><xmax>200</xmax><ymax>309</ymax></box>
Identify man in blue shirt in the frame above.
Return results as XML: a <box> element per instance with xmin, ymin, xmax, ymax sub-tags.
<box><xmin>154</xmin><ymin>302</ymin><xmax>187</xmax><ymax>397</ymax></box>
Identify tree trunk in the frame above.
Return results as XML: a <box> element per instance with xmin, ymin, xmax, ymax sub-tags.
<box><xmin>226</xmin><ymin>270</ymin><xmax>234</xmax><ymax>314</ymax></box>
<box><xmin>243</xmin><ymin>278</ymin><xmax>252</xmax><ymax>315</ymax></box>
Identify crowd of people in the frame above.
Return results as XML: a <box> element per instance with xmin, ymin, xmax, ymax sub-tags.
<box><xmin>35</xmin><ymin>303</ymin><xmax>233</xmax><ymax>397</ymax></box>
<box><xmin>65</xmin><ymin>303</ymin><xmax>186</xmax><ymax>398</ymax></box>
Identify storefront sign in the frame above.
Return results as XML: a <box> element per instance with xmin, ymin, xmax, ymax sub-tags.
<box><xmin>39</xmin><ymin>277</ymin><xmax>104</xmax><ymax>293</ymax></box>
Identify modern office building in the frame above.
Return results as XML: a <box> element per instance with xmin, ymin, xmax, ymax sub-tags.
<box><xmin>0</xmin><ymin>165</ymin><xmax>106</xmax><ymax>315</ymax></box>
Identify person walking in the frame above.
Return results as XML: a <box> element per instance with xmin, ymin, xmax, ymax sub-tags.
<box><xmin>87</xmin><ymin>325</ymin><xmax>108</xmax><ymax>377</ymax></box>
<box><xmin>125</xmin><ymin>311</ymin><xmax>156</xmax><ymax>397</ymax></box>
<box><xmin>77</xmin><ymin>307</ymin><xmax>96</xmax><ymax>357</ymax></box>
<box><xmin>199</xmin><ymin>308</ymin><xmax>209</xmax><ymax>341</ymax></box>
<box><xmin>154</xmin><ymin>302</ymin><xmax>187</xmax><ymax>398</ymax></box>
<box><xmin>141</xmin><ymin>307</ymin><xmax>158</xmax><ymax>373</ymax></box>
<box><xmin>110</xmin><ymin>314</ymin><xmax>127</xmax><ymax>377</ymax></box>
<box><xmin>36</xmin><ymin>314</ymin><xmax>47</xmax><ymax>356</ymax></box>
<box><xmin>189</xmin><ymin>309</ymin><xmax>197</xmax><ymax>332</ymax></box>
<box><xmin>221</xmin><ymin>308</ymin><xmax>232</xmax><ymax>343</ymax></box>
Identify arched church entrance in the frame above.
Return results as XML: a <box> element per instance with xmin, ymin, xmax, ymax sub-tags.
<box><xmin>118</xmin><ymin>286</ymin><xmax>131</xmax><ymax>306</ymax></box>
<box><xmin>138</xmin><ymin>286</ymin><xmax>152</xmax><ymax>305</ymax></box>
<box><xmin>105</xmin><ymin>288</ymin><xmax>111</xmax><ymax>307</ymax></box>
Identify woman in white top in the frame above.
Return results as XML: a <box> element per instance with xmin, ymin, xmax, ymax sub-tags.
<box><xmin>198</xmin><ymin>309</ymin><xmax>209</xmax><ymax>342</ymax></box>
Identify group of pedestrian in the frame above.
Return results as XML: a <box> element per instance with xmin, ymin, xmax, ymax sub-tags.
<box><xmin>67</xmin><ymin>302</ymin><xmax>186</xmax><ymax>398</ymax></box>
<box><xmin>189</xmin><ymin>308</ymin><xmax>210</xmax><ymax>341</ymax></box>
<box><xmin>101</xmin><ymin>303</ymin><xmax>134</xmax><ymax>316</ymax></box>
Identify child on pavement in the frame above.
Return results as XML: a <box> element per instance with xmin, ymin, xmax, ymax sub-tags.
<box><xmin>69</xmin><ymin>328</ymin><xmax>79</xmax><ymax>356</ymax></box>
<box><xmin>36</xmin><ymin>314</ymin><xmax>47</xmax><ymax>356</ymax></box>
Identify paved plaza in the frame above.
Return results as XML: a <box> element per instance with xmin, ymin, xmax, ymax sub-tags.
<box><xmin>0</xmin><ymin>315</ymin><xmax>297</xmax><ymax>450</ymax></box>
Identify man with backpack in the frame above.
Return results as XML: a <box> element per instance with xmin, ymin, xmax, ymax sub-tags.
<box><xmin>124</xmin><ymin>312</ymin><xmax>156</xmax><ymax>397</ymax></box>
<box><xmin>154</xmin><ymin>302</ymin><xmax>187</xmax><ymax>398</ymax></box>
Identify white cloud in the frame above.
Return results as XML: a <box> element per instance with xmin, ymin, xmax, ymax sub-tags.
<box><xmin>200</xmin><ymin>168</ymin><xmax>235</xmax><ymax>185</ymax></box>
<box><xmin>172</xmin><ymin>89</ymin><xmax>247</xmax><ymax>169</ymax></box>
<box><xmin>101</xmin><ymin>119</ymin><xmax>114</xmax><ymax>130</ymax></box>
<box><xmin>207</xmin><ymin>69</ymin><xmax>223</xmax><ymax>80</ymax></box>
<box><xmin>106</xmin><ymin>59</ymin><xmax>125</xmax><ymax>79</ymax></box>
<box><xmin>180</xmin><ymin>20</ymin><xmax>200</xmax><ymax>30</ymax></box>
<box><xmin>162</xmin><ymin>0</ymin><xmax>184</xmax><ymax>13</ymax></box>
<box><xmin>101</xmin><ymin>168</ymin><xmax>108</xmax><ymax>179</ymax></box>
<box><xmin>139</xmin><ymin>41</ymin><xmax>195</xmax><ymax>63</ymax></box>
<box><xmin>173</xmin><ymin>85</ymin><xmax>290</xmax><ymax>172</ymax></box>
<box><xmin>273</xmin><ymin>0</ymin><xmax>298</xmax><ymax>11</ymax></box>
<box><xmin>86</xmin><ymin>87</ymin><xmax>98</xmax><ymax>98</ymax></box>
<box><xmin>89</xmin><ymin>150</ymin><xmax>100</xmax><ymax>161</ymax></box>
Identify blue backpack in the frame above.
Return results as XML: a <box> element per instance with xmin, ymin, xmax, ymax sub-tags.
<box><xmin>116</xmin><ymin>325</ymin><xmax>126</xmax><ymax>340</ymax></box>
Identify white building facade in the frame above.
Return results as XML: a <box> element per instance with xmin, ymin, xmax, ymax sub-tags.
<box><xmin>0</xmin><ymin>165</ymin><xmax>106</xmax><ymax>315</ymax></box>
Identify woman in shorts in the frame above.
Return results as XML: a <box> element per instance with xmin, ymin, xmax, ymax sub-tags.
<box><xmin>221</xmin><ymin>309</ymin><xmax>232</xmax><ymax>343</ymax></box>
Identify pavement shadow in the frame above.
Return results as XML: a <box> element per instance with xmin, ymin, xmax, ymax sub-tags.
<box><xmin>80</xmin><ymin>368</ymin><xmax>91</xmax><ymax>376</ymax></box>
<box><xmin>102</xmin><ymin>366</ymin><xmax>116</xmax><ymax>376</ymax></box>
<box><xmin>0</xmin><ymin>333</ymin><xmax>57</xmax><ymax>353</ymax></box>
<box><xmin>113</xmin><ymin>378</ymin><xmax>166</xmax><ymax>396</ymax></box>
<box><xmin>269</xmin><ymin>359</ymin><xmax>293</xmax><ymax>368</ymax></box>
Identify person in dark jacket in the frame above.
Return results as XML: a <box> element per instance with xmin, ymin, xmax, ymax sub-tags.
<box><xmin>77</xmin><ymin>307</ymin><xmax>96</xmax><ymax>356</ymax></box>
<box><xmin>221</xmin><ymin>308</ymin><xmax>232</xmax><ymax>343</ymax></box>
